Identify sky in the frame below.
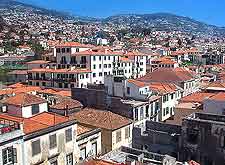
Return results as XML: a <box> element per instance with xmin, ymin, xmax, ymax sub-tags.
<box><xmin>19</xmin><ymin>0</ymin><xmax>225</xmax><ymax>27</ymax></box>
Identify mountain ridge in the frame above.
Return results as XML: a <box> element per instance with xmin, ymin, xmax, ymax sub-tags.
<box><xmin>1</xmin><ymin>0</ymin><xmax>225</xmax><ymax>36</ymax></box>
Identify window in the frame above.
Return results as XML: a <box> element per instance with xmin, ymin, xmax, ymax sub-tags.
<box><xmin>140</xmin><ymin>107</ymin><xmax>144</xmax><ymax>120</ymax></box>
<box><xmin>56</xmin><ymin>48</ymin><xmax>60</xmax><ymax>53</ymax></box>
<box><xmin>42</xmin><ymin>82</ymin><xmax>46</xmax><ymax>86</ymax></box>
<box><xmin>108</xmin><ymin>56</ymin><xmax>111</xmax><ymax>60</ymax></box>
<box><xmin>146</xmin><ymin>105</ymin><xmax>149</xmax><ymax>117</ymax></box>
<box><xmin>116</xmin><ymin>130</ymin><xmax>122</xmax><ymax>143</ymax></box>
<box><xmin>2</xmin><ymin>147</ymin><xmax>17</xmax><ymax>164</ymax></box>
<box><xmin>49</xmin><ymin>134</ymin><xmax>57</xmax><ymax>149</ymax></box>
<box><xmin>76</xmin><ymin>48</ymin><xmax>79</xmax><ymax>52</ymax></box>
<box><xmin>66</xmin><ymin>153</ymin><xmax>73</xmax><ymax>165</ymax></box>
<box><xmin>99</xmin><ymin>72</ymin><xmax>103</xmax><ymax>77</ymax></box>
<box><xmin>99</xmin><ymin>64</ymin><xmax>101</xmax><ymax>69</ymax></box>
<box><xmin>91</xmin><ymin>142</ymin><xmax>97</xmax><ymax>156</ymax></box>
<box><xmin>32</xmin><ymin>139</ymin><xmax>41</xmax><ymax>156</ymax></box>
<box><xmin>66</xmin><ymin>48</ymin><xmax>70</xmax><ymax>53</ymax></box>
<box><xmin>93</xmin><ymin>64</ymin><xmax>96</xmax><ymax>69</ymax></box>
<box><xmin>134</xmin><ymin>108</ymin><xmax>138</xmax><ymax>121</ymax></box>
<box><xmin>125</xmin><ymin>126</ymin><xmax>131</xmax><ymax>139</ymax></box>
<box><xmin>86</xmin><ymin>74</ymin><xmax>89</xmax><ymax>78</ymax></box>
<box><xmin>127</xmin><ymin>87</ymin><xmax>130</xmax><ymax>95</ymax></box>
<box><xmin>171</xmin><ymin>93</ymin><xmax>174</xmax><ymax>100</ymax></box>
<box><xmin>104</xmin><ymin>64</ymin><xmax>107</xmax><ymax>68</ymax></box>
<box><xmin>104</xmin><ymin>72</ymin><xmax>107</xmax><ymax>76</ymax></box>
<box><xmin>93</xmin><ymin>56</ymin><xmax>96</xmax><ymax>61</ymax></box>
<box><xmin>108</xmin><ymin>64</ymin><xmax>111</xmax><ymax>68</ymax></box>
<box><xmin>104</xmin><ymin>56</ymin><xmax>106</xmax><ymax>60</ymax></box>
<box><xmin>62</xmin><ymin>48</ymin><xmax>66</xmax><ymax>53</ymax></box>
<box><xmin>32</xmin><ymin>104</ymin><xmax>39</xmax><ymax>115</ymax></box>
<box><xmin>80</xmin><ymin>147</ymin><xmax>86</xmax><ymax>161</ymax></box>
<box><xmin>93</xmin><ymin>73</ymin><xmax>96</xmax><ymax>78</ymax></box>
<box><xmin>65</xmin><ymin>128</ymin><xmax>72</xmax><ymax>142</ymax></box>
<box><xmin>166</xmin><ymin>107</ymin><xmax>169</xmax><ymax>115</ymax></box>
<box><xmin>99</xmin><ymin>56</ymin><xmax>101</xmax><ymax>60</ymax></box>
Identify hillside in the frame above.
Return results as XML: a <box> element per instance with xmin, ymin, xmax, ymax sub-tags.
<box><xmin>0</xmin><ymin>1</ymin><xmax>225</xmax><ymax>36</ymax></box>
<box><xmin>103</xmin><ymin>13</ymin><xmax>225</xmax><ymax>36</ymax></box>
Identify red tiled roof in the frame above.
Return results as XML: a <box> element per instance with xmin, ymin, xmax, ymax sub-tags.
<box><xmin>27</xmin><ymin>60</ymin><xmax>50</xmax><ymax>64</ymax></box>
<box><xmin>28</xmin><ymin>68</ymin><xmax>91</xmax><ymax>74</ymax></box>
<box><xmin>138</xmin><ymin>68</ymin><xmax>195</xmax><ymax>83</ymax></box>
<box><xmin>2</xmin><ymin>93</ymin><xmax>47</xmax><ymax>107</ymax></box>
<box><xmin>56</xmin><ymin>42</ymin><xmax>94</xmax><ymax>48</ymax></box>
<box><xmin>208</xmin><ymin>92</ymin><xmax>225</xmax><ymax>101</ymax></box>
<box><xmin>180</xmin><ymin>92</ymin><xmax>215</xmax><ymax>103</ymax></box>
<box><xmin>50</xmin><ymin>98</ymin><xmax>83</xmax><ymax>110</ymax></box>
<box><xmin>83</xmin><ymin>159</ymin><xmax>116</xmax><ymax>165</ymax></box>
<box><xmin>55</xmin><ymin>90</ymin><xmax>71</xmax><ymax>97</ymax></box>
<box><xmin>127</xmin><ymin>79</ymin><xmax>148</xmax><ymax>88</ymax></box>
<box><xmin>77</xmin><ymin>124</ymin><xmax>93</xmax><ymax>136</ymax></box>
<box><xmin>23</xmin><ymin>112</ymin><xmax>70</xmax><ymax>134</ymax></box>
<box><xmin>72</xmin><ymin>108</ymin><xmax>132</xmax><ymax>130</ymax></box>
<box><xmin>7</xmin><ymin>83</ymin><xmax>26</xmax><ymax>89</ymax></box>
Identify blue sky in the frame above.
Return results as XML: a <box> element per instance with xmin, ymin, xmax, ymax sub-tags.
<box><xmin>19</xmin><ymin>0</ymin><xmax>225</xmax><ymax>27</ymax></box>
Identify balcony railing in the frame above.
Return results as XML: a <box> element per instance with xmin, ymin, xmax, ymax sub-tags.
<box><xmin>0</xmin><ymin>120</ymin><xmax>20</xmax><ymax>135</ymax></box>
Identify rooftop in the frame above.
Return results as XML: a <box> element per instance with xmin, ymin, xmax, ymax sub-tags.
<box><xmin>2</xmin><ymin>93</ymin><xmax>47</xmax><ymax>107</ymax></box>
<box><xmin>72</xmin><ymin>108</ymin><xmax>132</xmax><ymax>130</ymax></box>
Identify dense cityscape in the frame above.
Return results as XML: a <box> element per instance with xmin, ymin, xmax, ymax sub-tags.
<box><xmin>0</xmin><ymin>0</ymin><xmax>225</xmax><ymax>165</ymax></box>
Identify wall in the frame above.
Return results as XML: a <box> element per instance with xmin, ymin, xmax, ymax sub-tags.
<box><xmin>111</xmin><ymin>124</ymin><xmax>133</xmax><ymax>151</ymax></box>
<box><xmin>203</xmin><ymin>99</ymin><xmax>225</xmax><ymax>115</ymax></box>
<box><xmin>22</xmin><ymin>102</ymin><xmax>48</xmax><ymax>118</ymax></box>
<box><xmin>76</xmin><ymin>130</ymin><xmax>101</xmax><ymax>162</ymax></box>
<box><xmin>24</xmin><ymin>124</ymin><xmax>77</xmax><ymax>165</ymax></box>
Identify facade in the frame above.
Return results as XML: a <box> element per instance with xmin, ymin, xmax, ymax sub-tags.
<box><xmin>2</xmin><ymin>93</ymin><xmax>48</xmax><ymax>118</ymax></box>
<box><xmin>137</xmin><ymin>68</ymin><xmax>199</xmax><ymax>97</ymax></box>
<box><xmin>72</xmin><ymin>108</ymin><xmax>133</xmax><ymax>154</ymax></box>
<box><xmin>0</xmin><ymin>112</ymin><xmax>78</xmax><ymax>165</ymax></box>
<box><xmin>27</xmin><ymin>42</ymin><xmax>148</xmax><ymax>89</ymax></box>
<box><xmin>76</xmin><ymin>125</ymin><xmax>101</xmax><ymax>161</ymax></box>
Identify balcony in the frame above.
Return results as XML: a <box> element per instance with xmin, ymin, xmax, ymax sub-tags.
<box><xmin>0</xmin><ymin>119</ymin><xmax>20</xmax><ymax>135</ymax></box>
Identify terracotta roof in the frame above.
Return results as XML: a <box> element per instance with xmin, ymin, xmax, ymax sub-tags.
<box><xmin>83</xmin><ymin>159</ymin><xmax>116</xmax><ymax>165</ymax></box>
<box><xmin>208</xmin><ymin>92</ymin><xmax>225</xmax><ymax>101</ymax></box>
<box><xmin>0</xmin><ymin>86</ymin><xmax>42</xmax><ymax>96</ymax></box>
<box><xmin>0</xmin><ymin>112</ymin><xmax>71</xmax><ymax>135</ymax></box>
<box><xmin>127</xmin><ymin>79</ymin><xmax>148</xmax><ymax>88</ymax></box>
<box><xmin>2</xmin><ymin>93</ymin><xmax>47</xmax><ymax>107</ymax></box>
<box><xmin>38</xmin><ymin>88</ymin><xmax>57</xmax><ymax>95</ymax></box>
<box><xmin>149</xmin><ymin>82</ymin><xmax>179</xmax><ymax>94</ymax></box>
<box><xmin>180</xmin><ymin>92</ymin><xmax>215</xmax><ymax>103</ymax></box>
<box><xmin>8</xmin><ymin>83</ymin><xmax>26</xmax><ymax>89</ymax></box>
<box><xmin>72</xmin><ymin>108</ymin><xmax>132</xmax><ymax>130</ymax></box>
<box><xmin>55</xmin><ymin>90</ymin><xmax>71</xmax><ymax>97</ymax></box>
<box><xmin>205</xmin><ymin>82</ymin><xmax>225</xmax><ymax>88</ymax></box>
<box><xmin>137</xmin><ymin>68</ymin><xmax>195</xmax><ymax>83</ymax></box>
<box><xmin>27</xmin><ymin>60</ymin><xmax>50</xmax><ymax>64</ymax></box>
<box><xmin>23</xmin><ymin>112</ymin><xmax>70</xmax><ymax>134</ymax></box>
<box><xmin>28</xmin><ymin>68</ymin><xmax>91</xmax><ymax>74</ymax></box>
<box><xmin>50</xmin><ymin>98</ymin><xmax>83</xmax><ymax>110</ymax></box>
<box><xmin>77</xmin><ymin>124</ymin><xmax>93</xmax><ymax>136</ymax></box>
<box><xmin>56</xmin><ymin>42</ymin><xmax>94</xmax><ymax>48</ymax></box>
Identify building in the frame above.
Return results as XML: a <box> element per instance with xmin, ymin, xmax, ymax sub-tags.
<box><xmin>0</xmin><ymin>112</ymin><xmax>78</xmax><ymax>165</ymax></box>
<box><xmin>27</xmin><ymin>42</ymin><xmax>148</xmax><ymax>89</ymax></box>
<box><xmin>132</xmin><ymin>120</ymin><xmax>181</xmax><ymax>158</ymax></box>
<box><xmin>1</xmin><ymin>93</ymin><xmax>48</xmax><ymax>118</ymax></box>
<box><xmin>72</xmin><ymin>108</ymin><xmax>133</xmax><ymax>154</ymax></box>
<box><xmin>0</xmin><ymin>114</ymin><xmax>24</xmax><ymax>165</ymax></box>
<box><xmin>180</xmin><ymin>113</ymin><xmax>225</xmax><ymax>164</ymax></box>
<box><xmin>77</xmin><ymin>125</ymin><xmax>102</xmax><ymax>161</ymax></box>
<box><xmin>137</xmin><ymin>68</ymin><xmax>199</xmax><ymax>96</ymax></box>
